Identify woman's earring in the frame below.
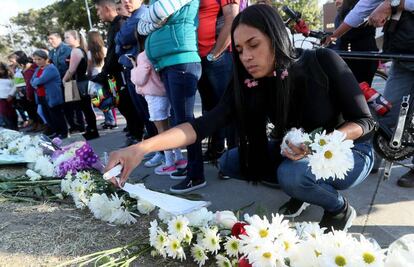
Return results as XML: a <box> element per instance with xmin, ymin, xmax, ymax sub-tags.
<box><xmin>280</xmin><ymin>69</ymin><xmax>289</xmax><ymax>80</ymax></box>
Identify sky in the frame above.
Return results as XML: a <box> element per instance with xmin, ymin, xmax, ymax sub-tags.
<box><xmin>0</xmin><ymin>0</ymin><xmax>57</xmax><ymax>34</ymax></box>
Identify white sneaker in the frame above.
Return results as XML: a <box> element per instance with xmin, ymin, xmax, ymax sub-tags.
<box><xmin>144</xmin><ymin>152</ymin><xmax>164</xmax><ymax>167</ymax></box>
<box><xmin>154</xmin><ymin>164</ymin><xmax>177</xmax><ymax>175</ymax></box>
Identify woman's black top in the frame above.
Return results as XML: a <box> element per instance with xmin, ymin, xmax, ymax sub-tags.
<box><xmin>190</xmin><ymin>48</ymin><xmax>375</xmax><ymax>144</ymax></box>
<box><xmin>70</xmin><ymin>47</ymin><xmax>88</xmax><ymax>82</ymax></box>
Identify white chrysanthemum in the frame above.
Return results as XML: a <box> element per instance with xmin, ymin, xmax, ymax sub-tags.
<box><xmin>186</xmin><ymin>207</ymin><xmax>214</xmax><ymax>227</ymax></box>
<box><xmin>75</xmin><ymin>171</ymin><xmax>92</xmax><ymax>181</ymax></box>
<box><xmin>352</xmin><ymin>235</ymin><xmax>385</xmax><ymax>267</ymax></box>
<box><xmin>165</xmin><ymin>236</ymin><xmax>186</xmax><ymax>261</ymax></box>
<box><xmin>201</xmin><ymin>227</ymin><xmax>221</xmax><ymax>254</ymax></box>
<box><xmin>24</xmin><ymin>147</ymin><xmax>43</xmax><ymax>162</ymax></box>
<box><xmin>296</xmin><ymin>222</ymin><xmax>326</xmax><ymax>240</ymax></box>
<box><xmin>183</xmin><ymin>228</ymin><xmax>193</xmax><ymax>245</ymax></box>
<box><xmin>310</xmin><ymin>130</ymin><xmax>330</xmax><ymax>152</ymax></box>
<box><xmin>88</xmin><ymin>193</ymin><xmax>112</xmax><ymax>220</ymax></box>
<box><xmin>168</xmin><ymin>216</ymin><xmax>190</xmax><ymax>240</ymax></box>
<box><xmin>215</xmin><ymin>254</ymin><xmax>232</xmax><ymax>267</ymax></box>
<box><xmin>34</xmin><ymin>156</ymin><xmax>55</xmax><ymax>177</ymax></box>
<box><xmin>154</xmin><ymin>229</ymin><xmax>169</xmax><ymax>255</ymax></box>
<box><xmin>158</xmin><ymin>209</ymin><xmax>174</xmax><ymax>223</ymax></box>
<box><xmin>26</xmin><ymin>169</ymin><xmax>41</xmax><ymax>181</ymax></box>
<box><xmin>61</xmin><ymin>176</ymin><xmax>72</xmax><ymax>195</ymax></box>
<box><xmin>243</xmin><ymin>214</ymin><xmax>277</xmax><ymax>242</ymax></box>
<box><xmin>270</xmin><ymin>213</ymin><xmax>290</xmax><ymax>237</ymax></box>
<box><xmin>106</xmin><ymin>194</ymin><xmax>137</xmax><ymax>225</ymax></box>
<box><xmin>137</xmin><ymin>199</ymin><xmax>156</xmax><ymax>215</ymax></box>
<box><xmin>224</xmin><ymin>236</ymin><xmax>240</xmax><ymax>257</ymax></box>
<box><xmin>191</xmin><ymin>244</ymin><xmax>208</xmax><ymax>266</ymax></box>
<box><xmin>281</xmin><ymin>128</ymin><xmax>311</xmax><ymax>155</ymax></box>
<box><xmin>308</xmin><ymin>142</ymin><xmax>354</xmax><ymax>180</ymax></box>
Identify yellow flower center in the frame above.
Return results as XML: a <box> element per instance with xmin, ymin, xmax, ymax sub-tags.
<box><xmin>231</xmin><ymin>241</ymin><xmax>239</xmax><ymax>250</ymax></box>
<box><xmin>315</xmin><ymin>250</ymin><xmax>322</xmax><ymax>257</ymax></box>
<box><xmin>284</xmin><ymin>241</ymin><xmax>290</xmax><ymax>251</ymax></box>
<box><xmin>172</xmin><ymin>241</ymin><xmax>179</xmax><ymax>250</ymax></box>
<box><xmin>176</xmin><ymin>222</ymin><xmax>182</xmax><ymax>231</ymax></box>
<box><xmin>319</xmin><ymin>139</ymin><xmax>327</xmax><ymax>146</ymax></box>
<box><xmin>211</xmin><ymin>238</ymin><xmax>217</xmax><ymax>245</ymax></box>
<box><xmin>363</xmin><ymin>252</ymin><xmax>375</xmax><ymax>264</ymax></box>
<box><xmin>324</xmin><ymin>150</ymin><xmax>333</xmax><ymax>159</ymax></box>
<box><xmin>259</xmin><ymin>229</ymin><xmax>268</xmax><ymax>238</ymax></box>
<box><xmin>263</xmin><ymin>252</ymin><xmax>272</xmax><ymax>259</ymax></box>
<box><xmin>335</xmin><ymin>255</ymin><xmax>347</xmax><ymax>266</ymax></box>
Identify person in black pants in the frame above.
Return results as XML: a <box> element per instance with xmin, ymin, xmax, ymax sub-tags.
<box><xmin>92</xmin><ymin>0</ymin><xmax>144</xmax><ymax>145</ymax></box>
<box><xmin>62</xmin><ymin>30</ymin><xmax>99</xmax><ymax>140</ymax></box>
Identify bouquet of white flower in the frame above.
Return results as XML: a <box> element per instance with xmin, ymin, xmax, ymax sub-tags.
<box><xmin>281</xmin><ymin>128</ymin><xmax>354</xmax><ymax>181</ymax></box>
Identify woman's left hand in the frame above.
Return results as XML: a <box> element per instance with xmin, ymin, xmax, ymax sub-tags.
<box><xmin>282</xmin><ymin>141</ymin><xmax>310</xmax><ymax>161</ymax></box>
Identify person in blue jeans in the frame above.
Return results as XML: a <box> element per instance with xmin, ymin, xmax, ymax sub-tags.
<box><xmin>106</xmin><ymin>5</ymin><xmax>374</xmax><ymax>232</ymax></box>
<box><xmin>135</xmin><ymin>0</ymin><xmax>205</xmax><ymax>193</ymax></box>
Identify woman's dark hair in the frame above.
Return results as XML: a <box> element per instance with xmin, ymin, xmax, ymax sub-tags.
<box><xmin>0</xmin><ymin>62</ymin><xmax>13</xmax><ymax>79</ymax></box>
<box><xmin>87</xmin><ymin>31</ymin><xmax>105</xmax><ymax>66</ymax></box>
<box><xmin>230</xmin><ymin>4</ymin><xmax>297</xmax><ymax>180</ymax></box>
<box><xmin>33</xmin><ymin>50</ymin><xmax>49</xmax><ymax>60</ymax></box>
<box><xmin>13</xmin><ymin>51</ymin><xmax>33</xmax><ymax>65</ymax></box>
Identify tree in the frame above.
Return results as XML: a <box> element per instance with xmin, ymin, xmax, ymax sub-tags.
<box><xmin>254</xmin><ymin>0</ymin><xmax>322</xmax><ymax>30</ymax></box>
<box><xmin>10</xmin><ymin>0</ymin><xmax>105</xmax><ymax>48</ymax></box>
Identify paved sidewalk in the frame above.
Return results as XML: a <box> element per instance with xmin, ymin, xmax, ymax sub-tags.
<box><xmin>68</xmin><ymin>112</ymin><xmax>414</xmax><ymax>249</ymax></box>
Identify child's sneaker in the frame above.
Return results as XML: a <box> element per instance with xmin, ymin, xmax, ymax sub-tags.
<box><xmin>155</xmin><ymin>164</ymin><xmax>177</xmax><ymax>176</ymax></box>
<box><xmin>175</xmin><ymin>159</ymin><xmax>188</xmax><ymax>169</ymax></box>
<box><xmin>144</xmin><ymin>152</ymin><xmax>164</xmax><ymax>168</ymax></box>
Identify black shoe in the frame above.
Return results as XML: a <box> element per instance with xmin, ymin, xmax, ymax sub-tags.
<box><xmin>319</xmin><ymin>199</ymin><xmax>356</xmax><ymax>233</ymax></box>
<box><xmin>218</xmin><ymin>171</ymin><xmax>231</xmax><ymax>180</ymax></box>
<box><xmin>123</xmin><ymin>126</ymin><xmax>129</xmax><ymax>132</ymax></box>
<box><xmin>69</xmin><ymin>126</ymin><xmax>85</xmax><ymax>134</ymax></box>
<box><xmin>170</xmin><ymin>177</ymin><xmax>207</xmax><ymax>194</ymax></box>
<box><xmin>82</xmin><ymin>130</ymin><xmax>100</xmax><ymax>140</ymax></box>
<box><xmin>397</xmin><ymin>170</ymin><xmax>414</xmax><ymax>188</ymax></box>
<box><xmin>124</xmin><ymin>136</ymin><xmax>139</xmax><ymax>146</ymax></box>
<box><xmin>203</xmin><ymin>149</ymin><xmax>225</xmax><ymax>163</ymax></box>
<box><xmin>170</xmin><ymin>168</ymin><xmax>187</xmax><ymax>180</ymax></box>
<box><xmin>103</xmin><ymin>124</ymin><xmax>118</xmax><ymax>130</ymax></box>
<box><xmin>278</xmin><ymin>198</ymin><xmax>310</xmax><ymax>218</ymax></box>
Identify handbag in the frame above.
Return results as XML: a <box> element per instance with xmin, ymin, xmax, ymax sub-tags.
<box><xmin>77</xmin><ymin>80</ymin><xmax>89</xmax><ymax>97</ymax></box>
<box><xmin>63</xmin><ymin>80</ymin><xmax>81</xmax><ymax>102</ymax></box>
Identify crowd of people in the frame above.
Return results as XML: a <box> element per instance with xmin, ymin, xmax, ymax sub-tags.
<box><xmin>1</xmin><ymin>0</ymin><xmax>413</xmax><ymax>232</ymax></box>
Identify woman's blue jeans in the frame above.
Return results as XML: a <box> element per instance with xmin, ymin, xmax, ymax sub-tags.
<box><xmin>219</xmin><ymin>141</ymin><xmax>374</xmax><ymax>213</ymax></box>
<box><xmin>160</xmin><ymin>63</ymin><xmax>204</xmax><ymax>180</ymax></box>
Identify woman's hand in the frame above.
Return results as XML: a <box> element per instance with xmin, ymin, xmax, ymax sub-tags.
<box><xmin>321</xmin><ymin>34</ymin><xmax>337</xmax><ymax>47</ymax></box>
<box><xmin>282</xmin><ymin>141</ymin><xmax>310</xmax><ymax>161</ymax></box>
<box><xmin>104</xmin><ymin>144</ymin><xmax>146</xmax><ymax>187</ymax></box>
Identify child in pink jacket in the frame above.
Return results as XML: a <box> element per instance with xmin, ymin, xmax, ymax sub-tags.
<box><xmin>131</xmin><ymin>51</ymin><xmax>186</xmax><ymax>176</ymax></box>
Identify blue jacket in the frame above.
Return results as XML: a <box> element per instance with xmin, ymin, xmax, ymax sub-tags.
<box><xmin>144</xmin><ymin>0</ymin><xmax>200</xmax><ymax>71</ymax></box>
<box><xmin>49</xmin><ymin>43</ymin><xmax>72</xmax><ymax>78</ymax></box>
<box><xmin>115</xmin><ymin>6</ymin><xmax>148</xmax><ymax>57</ymax></box>
<box><xmin>30</xmin><ymin>64</ymin><xmax>64</xmax><ymax>108</ymax></box>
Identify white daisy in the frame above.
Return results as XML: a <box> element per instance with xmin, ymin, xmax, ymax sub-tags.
<box><xmin>165</xmin><ymin>236</ymin><xmax>186</xmax><ymax>261</ymax></box>
<box><xmin>201</xmin><ymin>227</ymin><xmax>221</xmax><ymax>254</ymax></box>
<box><xmin>318</xmin><ymin>243</ymin><xmax>358</xmax><ymax>267</ymax></box>
<box><xmin>154</xmin><ymin>229</ymin><xmax>169</xmax><ymax>256</ymax></box>
<box><xmin>26</xmin><ymin>169</ymin><xmax>41</xmax><ymax>181</ymax></box>
<box><xmin>243</xmin><ymin>214</ymin><xmax>277</xmax><ymax>242</ymax></box>
<box><xmin>288</xmin><ymin>241</ymin><xmax>321</xmax><ymax>267</ymax></box>
<box><xmin>224</xmin><ymin>236</ymin><xmax>241</xmax><ymax>257</ymax></box>
<box><xmin>191</xmin><ymin>244</ymin><xmax>208</xmax><ymax>266</ymax></box>
<box><xmin>295</xmin><ymin>222</ymin><xmax>326</xmax><ymax>240</ymax></box>
<box><xmin>215</xmin><ymin>254</ymin><xmax>232</xmax><ymax>267</ymax></box>
<box><xmin>168</xmin><ymin>215</ymin><xmax>190</xmax><ymax>240</ymax></box>
<box><xmin>247</xmin><ymin>241</ymin><xmax>285</xmax><ymax>267</ymax></box>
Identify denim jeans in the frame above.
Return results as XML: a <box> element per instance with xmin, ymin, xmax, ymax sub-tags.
<box><xmin>219</xmin><ymin>141</ymin><xmax>374</xmax><ymax>213</ymax></box>
<box><xmin>160</xmin><ymin>63</ymin><xmax>204</xmax><ymax>179</ymax></box>
<box><xmin>198</xmin><ymin>51</ymin><xmax>235</xmax><ymax>150</ymax></box>
<box><xmin>378</xmin><ymin>61</ymin><xmax>414</xmax><ymax>163</ymax></box>
<box><xmin>124</xmin><ymin>70</ymin><xmax>158</xmax><ymax>138</ymax></box>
